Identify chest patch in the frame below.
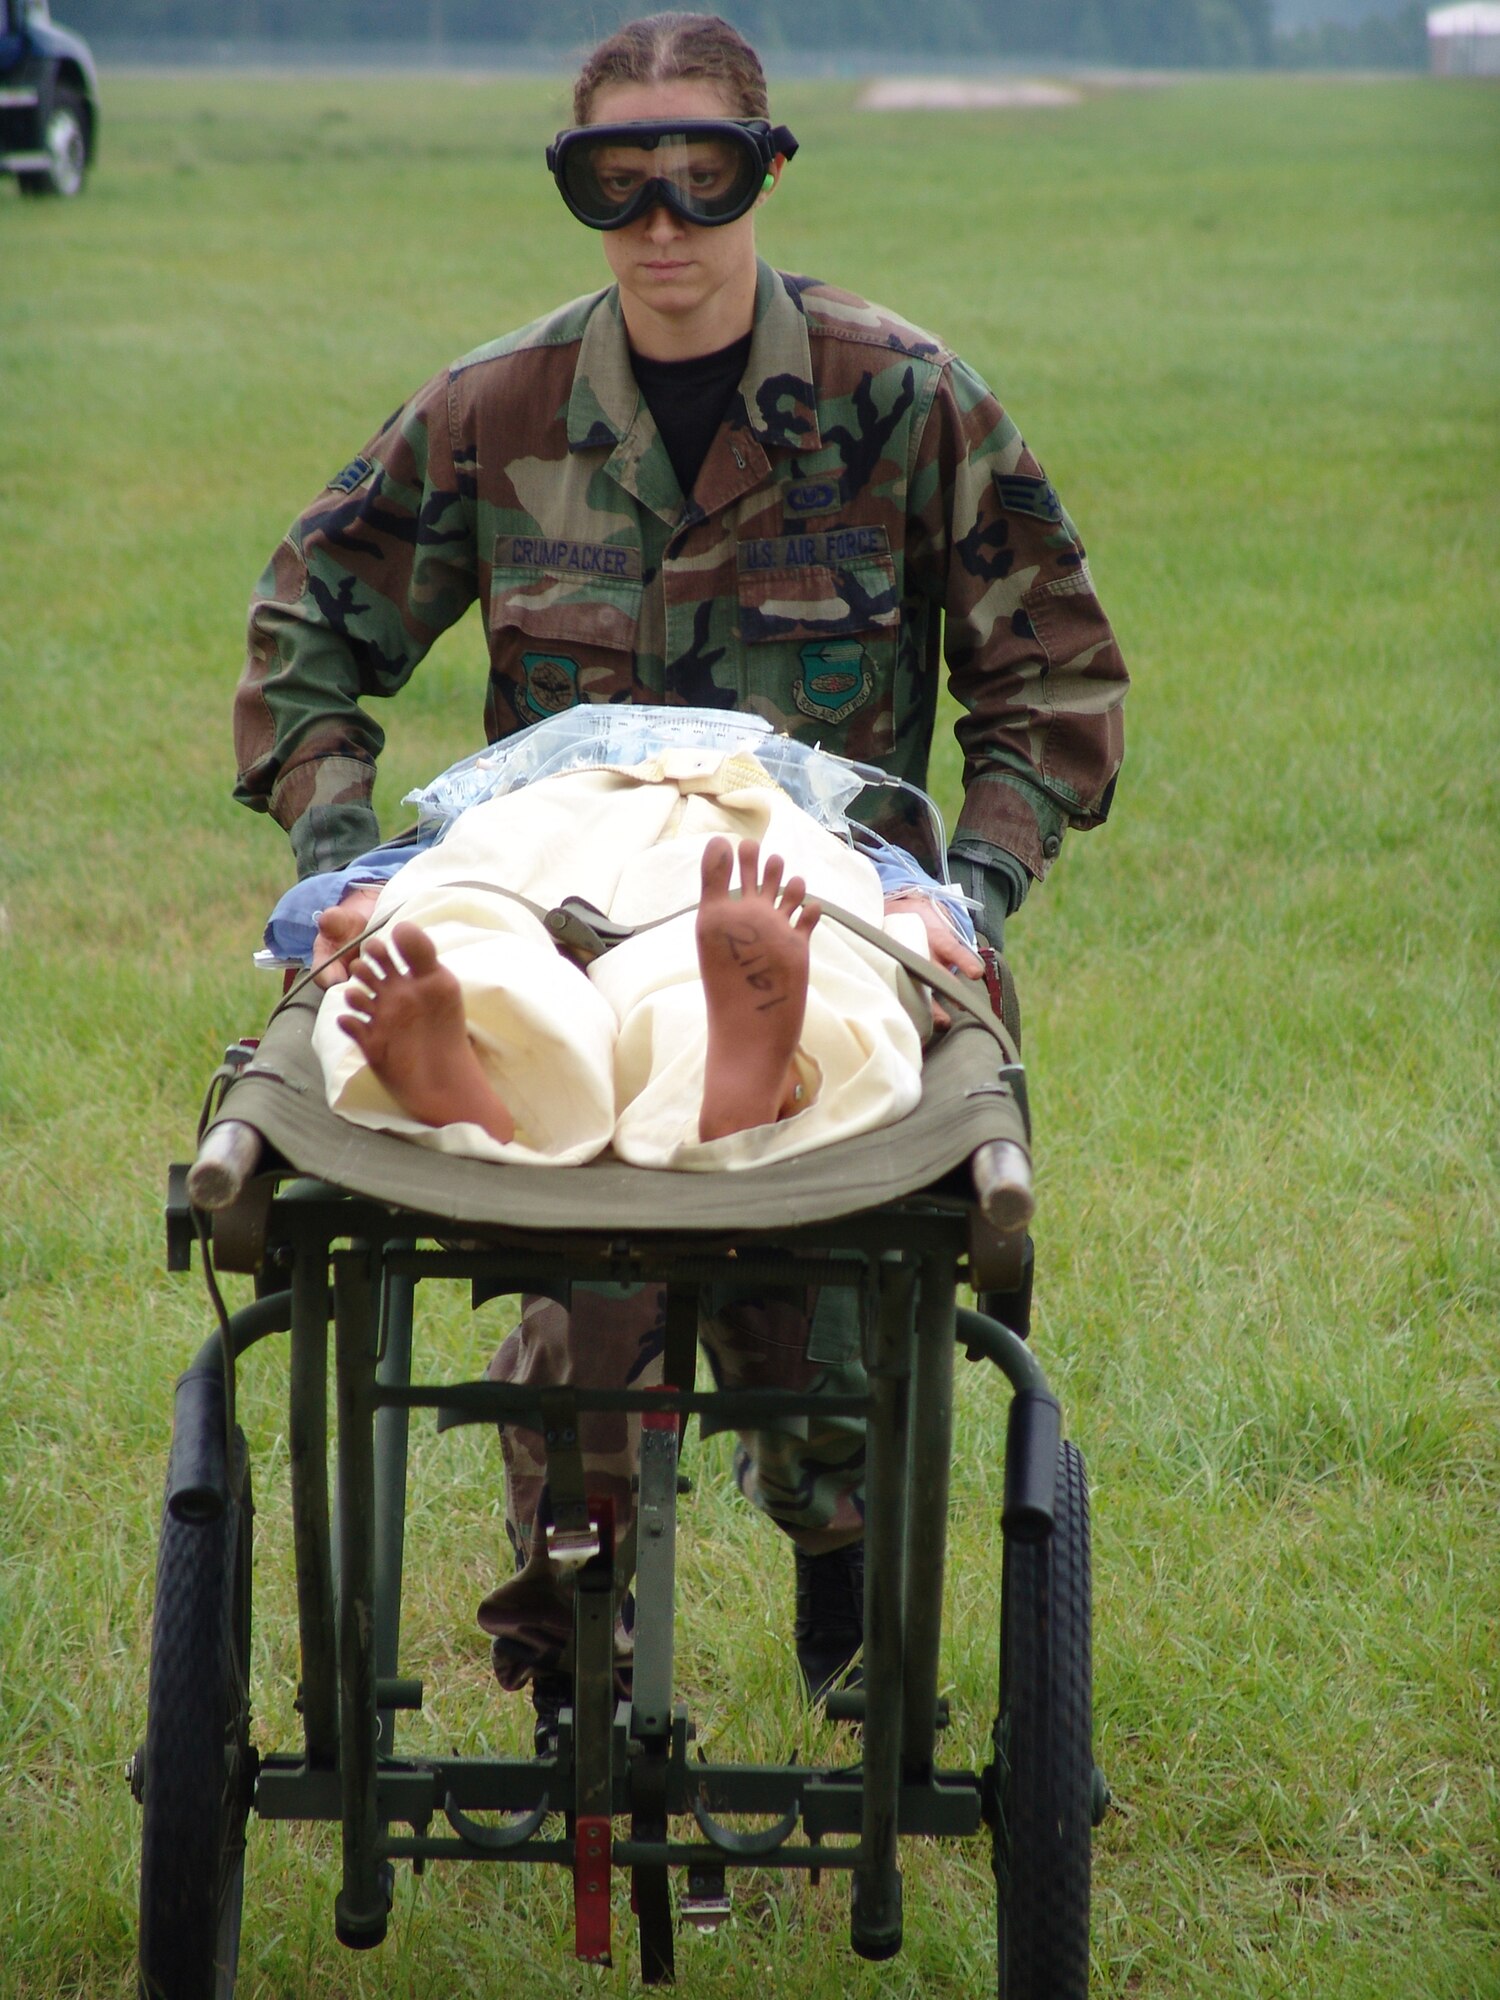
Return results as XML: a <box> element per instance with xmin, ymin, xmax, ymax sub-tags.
<box><xmin>500</xmin><ymin>536</ymin><xmax>642</xmax><ymax>582</ymax></box>
<box><xmin>517</xmin><ymin>652</ymin><xmax>580</xmax><ymax>721</ymax></box>
<box><xmin>784</xmin><ymin>476</ymin><xmax>845</xmax><ymax>518</ymax></box>
<box><xmin>792</xmin><ymin>638</ymin><xmax>875</xmax><ymax>724</ymax></box>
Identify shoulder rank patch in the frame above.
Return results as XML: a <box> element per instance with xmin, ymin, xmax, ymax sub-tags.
<box><xmin>327</xmin><ymin>455</ymin><xmax>376</xmax><ymax>495</ymax></box>
<box><xmin>994</xmin><ymin>472</ymin><xmax>1064</xmax><ymax>524</ymax></box>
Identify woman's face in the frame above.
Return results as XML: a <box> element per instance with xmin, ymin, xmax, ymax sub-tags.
<box><xmin>585</xmin><ymin>77</ymin><xmax>773</xmax><ymax>357</ymax></box>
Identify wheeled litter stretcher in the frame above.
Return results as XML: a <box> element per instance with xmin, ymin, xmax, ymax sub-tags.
<box><xmin>135</xmin><ymin>944</ymin><xmax>1104</xmax><ymax>1998</ymax></box>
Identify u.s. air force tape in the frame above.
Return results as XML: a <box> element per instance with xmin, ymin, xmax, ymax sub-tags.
<box><xmin>737</xmin><ymin>525</ymin><xmax>890</xmax><ymax>572</ymax></box>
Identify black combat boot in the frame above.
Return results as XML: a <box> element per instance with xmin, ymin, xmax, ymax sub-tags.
<box><xmin>529</xmin><ymin>1668</ymin><xmax>571</xmax><ymax>1756</ymax></box>
<box><xmin>794</xmin><ymin>1541</ymin><xmax>865</xmax><ymax>1705</ymax></box>
<box><xmin>526</xmin><ymin>1587</ymin><xmax>635</xmax><ymax>1755</ymax></box>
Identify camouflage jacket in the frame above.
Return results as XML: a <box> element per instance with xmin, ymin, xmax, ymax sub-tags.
<box><xmin>235</xmin><ymin>261</ymin><xmax>1127</xmax><ymax>889</ymax></box>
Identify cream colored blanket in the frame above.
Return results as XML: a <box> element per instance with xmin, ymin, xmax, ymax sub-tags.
<box><xmin>313</xmin><ymin>750</ymin><xmax>930</xmax><ymax>1172</ymax></box>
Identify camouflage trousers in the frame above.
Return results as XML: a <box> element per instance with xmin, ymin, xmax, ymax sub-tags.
<box><xmin>478</xmin><ymin>1282</ymin><xmax>866</xmax><ymax>1689</ymax></box>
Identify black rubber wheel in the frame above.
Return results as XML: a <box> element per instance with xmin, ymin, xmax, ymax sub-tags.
<box><xmin>17</xmin><ymin>87</ymin><xmax>88</xmax><ymax>198</ymax></box>
<box><xmin>992</xmin><ymin>1438</ymin><xmax>1092</xmax><ymax>2000</ymax></box>
<box><xmin>138</xmin><ymin>1430</ymin><xmax>253</xmax><ymax>2000</ymax></box>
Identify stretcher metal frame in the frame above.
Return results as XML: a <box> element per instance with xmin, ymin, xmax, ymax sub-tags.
<box><xmin>138</xmin><ymin>983</ymin><xmax>1099</xmax><ymax>1995</ymax></box>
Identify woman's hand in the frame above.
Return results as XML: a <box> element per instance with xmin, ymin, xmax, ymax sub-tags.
<box><xmin>882</xmin><ymin>892</ymin><xmax>984</xmax><ymax>1029</ymax></box>
<box><xmin>311</xmin><ymin>883</ymin><xmax>384</xmax><ymax>988</ymax></box>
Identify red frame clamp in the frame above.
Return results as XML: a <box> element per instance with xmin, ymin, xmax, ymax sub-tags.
<box><xmin>574</xmin><ymin>1815</ymin><xmax>612</xmax><ymax>1964</ymax></box>
<box><xmin>977</xmin><ymin>944</ymin><xmax>1008</xmax><ymax>1027</ymax></box>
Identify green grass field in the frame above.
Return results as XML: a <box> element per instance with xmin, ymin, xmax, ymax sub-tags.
<box><xmin>1</xmin><ymin>67</ymin><xmax>1497</xmax><ymax>1999</ymax></box>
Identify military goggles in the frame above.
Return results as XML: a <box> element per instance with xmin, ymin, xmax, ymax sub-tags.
<box><xmin>547</xmin><ymin>119</ymin><xmax>798</xmax><ymax>230</ymax></box>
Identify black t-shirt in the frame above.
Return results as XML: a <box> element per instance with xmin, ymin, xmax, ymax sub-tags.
<box><xmin>630</xmin><ymin>331</ymin><xmax>754</xmax><ymax>501</ymax></box>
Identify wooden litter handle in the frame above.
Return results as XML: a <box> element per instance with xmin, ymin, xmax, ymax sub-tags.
<box><xmin>186</xmin><ymin>1120</ymin><xmax>264</xmax><ymax>1212</ymax></box>
<box><xmin>972</xmin><ymin>1139</ymin><xmax>1035</xmax><ymax>1233</ymax></box>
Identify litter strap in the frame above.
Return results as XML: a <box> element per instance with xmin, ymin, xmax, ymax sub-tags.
<box><xmin>271</xmin><ymin>878</ymin><xmax>1017</xmax><ymax>1065</ymax></box>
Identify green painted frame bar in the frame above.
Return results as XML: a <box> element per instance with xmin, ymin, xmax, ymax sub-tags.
<box><xmin>373</xmin><ymin>1251</ymin><xmax>416</xmax><ymax>1763</ymax></box>
<box><xmin>851</xmin><ymin>1254</ymin><xmax>916</xmax><ymax>1960</ymax></box>
<box><xmin>253</xmin><ymin>1754</ymin><xmax>983</xmax><ymax>1843</ymax></box>
<box><xmin>333</xmin><ymin>1249</ymin><xmax>387</xmax><ymax>1950</ymax></box>
<box><xmin>901</xmin><ymin>1251</ymin><xmax>959</xmax><ymax>1781</ymax></box>
<box><xmin>283</xmin><ymin>1193</ymin><xmax>338</xmax><ymax>1768</ymax></box>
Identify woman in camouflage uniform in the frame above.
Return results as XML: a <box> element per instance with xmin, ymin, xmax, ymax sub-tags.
<box><xmin>233</xmin><ymin>11</ymin><xmax>1127</xmax><ymax>1727</ymax></box>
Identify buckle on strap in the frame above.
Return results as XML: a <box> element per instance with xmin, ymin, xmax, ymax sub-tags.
<box><xmin>539</xmin><ymin>1388</ymin><xmax>600</xmax><ymax>1568</ymax></box>
<box><xmin>543</xmin><ymin>897</ymin><xmax>641</xmax><ymax>967</ymax></box>
<box><xmin>545</xmin><ymin>1518</ymin><xmax>603</xmax><ymax>1567</ymax></box>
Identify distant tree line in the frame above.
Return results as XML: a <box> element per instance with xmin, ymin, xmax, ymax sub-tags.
<box><xmin>62</xmin><ymin>0</ymin><xmax>1426</xmax><ymax>69</ymax></box>
<box><xmin>1273</xmin><ymin>1</ymin><xmax>1426</xmax><ymax>65</ymax></box>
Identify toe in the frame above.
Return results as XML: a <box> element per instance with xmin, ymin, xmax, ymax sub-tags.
<box><xmin>338</xmin><ymin>1013</ymin><xmax>373</xmax><ymax>1053</ymax></box>
<box><xmin>358</xmin><ymin>936</ymin><xmax>396</xmax><ymax>979</ymax></box>
<box><xmin>700</xmin><ymin>837</ymin><xmax>735</xmax><ymax>897</ymax></box>
<box><xmin>390</xmin><ymin>920</ymin><xmax>438</xmax><ymax>973</ymax></box>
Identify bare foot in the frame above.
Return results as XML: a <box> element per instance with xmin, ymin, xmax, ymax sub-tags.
<box><xmin>697</xmin><ymin>838</ymin><xmax>820</xmax><ymax>1143</ymax></box>
<box><xmin>337</xmin><ymin>921</ymin><xmax>516</xmax><ymax>1144</ymax></box>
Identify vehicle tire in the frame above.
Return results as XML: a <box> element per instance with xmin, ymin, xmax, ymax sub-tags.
<box><xmin>17</xmin><ymin>86</ymin><xmax>88</xmax><ymax>197</ymax></box>
<box><xmin>991</xmin><ymin>1438</ymin><xmax>1092</xmax><ymax>2000</ymax></box>
<box><xmin>138</xmin><ymin>1429</ymin><xmax>253</xmax><ymax>2000</ymax></box>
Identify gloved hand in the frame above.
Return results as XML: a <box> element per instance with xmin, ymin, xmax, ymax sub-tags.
<box><xmin>947</xmin><ymin>843</ymin><xmax>1030</xmax><ymax>952</ymax></box>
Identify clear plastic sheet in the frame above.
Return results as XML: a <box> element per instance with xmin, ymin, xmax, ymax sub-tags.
<box><xmin>404</xmin><ymin>707</ymin><xmax>867</xmax><ymax>834</ymax></box>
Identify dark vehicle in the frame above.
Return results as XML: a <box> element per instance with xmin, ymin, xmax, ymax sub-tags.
<box><xmin>0</xmin><ymin>0</ymin><xmax>97</xmax><ymax>197</ymax></box>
